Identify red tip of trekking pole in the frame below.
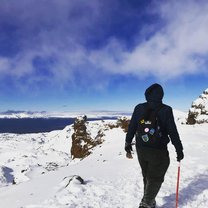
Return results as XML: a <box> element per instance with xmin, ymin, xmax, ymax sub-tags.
<box><xmin>176</xmin><ymin>162</ymin><xmax>181</xmax><ymax>208</ymax></box>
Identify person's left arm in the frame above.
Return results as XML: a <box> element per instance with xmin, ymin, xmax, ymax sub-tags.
<box><xmin>125</xmin><ymin>106</ymin><xmax>138</xmax><ymax>145</ymax></box>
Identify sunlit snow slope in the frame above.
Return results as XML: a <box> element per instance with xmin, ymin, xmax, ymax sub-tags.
<box><xmin>0</xmin><ymin>111</ymin><xmax>207</xmax><ymax>208</ymax></box>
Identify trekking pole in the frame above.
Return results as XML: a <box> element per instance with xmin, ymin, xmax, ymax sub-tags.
<box><xmin>176</xmin><ymin>162</ymin><xmax>181</xmax><ymax>208</ymax></box>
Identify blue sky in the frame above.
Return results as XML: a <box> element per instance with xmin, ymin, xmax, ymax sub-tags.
<box><xmin>0</xmin><ymin>0</ymin><xmax>207</xmax><ymax>112</ymax></box>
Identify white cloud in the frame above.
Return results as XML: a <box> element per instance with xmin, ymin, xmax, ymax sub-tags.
<box><xmin>89</xmin><ymin>0</ymin><xmax>208</xmax><ymax>80</ymax></box>
<box><xmin>0</xmin><ymin>0</ymin><xmax>207</xmax><ymax>89</ymax></box>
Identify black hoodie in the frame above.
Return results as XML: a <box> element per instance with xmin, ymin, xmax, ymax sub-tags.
<box><xmin>126</xmin><ymin>83</ymin><xmax>183</xmax><ymax>152</ymax></box>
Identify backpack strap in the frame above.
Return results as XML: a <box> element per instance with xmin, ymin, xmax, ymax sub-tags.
<box><xmin>143</xmin><ymin>103</ymin><xmax>163</xmax><ymax>120</ymax></box>
<box><xmin>155</xmin><ymin>104</ymin><xmax>164</xmax><ymax>116</ymax></box>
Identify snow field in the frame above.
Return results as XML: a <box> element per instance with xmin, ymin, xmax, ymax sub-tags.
<box><xmin>0</xmin><ymin>114</ymin><xmax>208</xmax><ymax>208</ymax></box>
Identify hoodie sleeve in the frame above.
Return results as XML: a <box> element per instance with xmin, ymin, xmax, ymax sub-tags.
<box><xmin>166</xmin><ymin>107</ymin><xmax>183</xmax><ymax>152</ymax></box>
<box><xmin>125</xmin><ymin>106</ymin><xmax>138</xmax><ymax>144</ymax></box>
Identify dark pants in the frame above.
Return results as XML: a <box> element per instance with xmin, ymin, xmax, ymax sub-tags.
<box><xmin>136</xmin><ymin>147</ymin><xmax>170</xmax><ymax>206</ymax></box>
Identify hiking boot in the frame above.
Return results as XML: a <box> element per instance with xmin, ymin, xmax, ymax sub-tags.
<box><xmin>139</xmin><ymin>205</ymin><xmax>155</xmax><ymax>208</ymax></box>
<box><xmin>139</xmin><ymin>200</ymin><xmax>156</xmax><ymax>208</ymax></box>
<box><xmin>139</xmin><ymin>203</ymin><xmax>151</xmax><ymax>208</ymax></box>
<box><xmin>151</xmin><ymin>200</ymin><xmax>156</xmax><ymax>208</ymax></box>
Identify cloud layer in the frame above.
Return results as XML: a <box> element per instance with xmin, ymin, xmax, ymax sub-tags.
<box><xmin>0</xmin><ymin>0</ymin><xmax>208</xmax><ymax>91</ymax></box>
<box><xmin>90</xmin><ymin>0</ymin><xmax>208</xmax><ymax>79</ymax></box>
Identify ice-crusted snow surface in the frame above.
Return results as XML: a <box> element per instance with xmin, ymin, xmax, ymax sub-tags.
<box><xmin>0</xmin><ymin>111</ymin><xmax>208</xmax><ymax>208</ymax></box>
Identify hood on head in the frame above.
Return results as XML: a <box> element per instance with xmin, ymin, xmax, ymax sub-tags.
<box><xmin>145</xmin><ymin>83</ymin><xmax>164</xmax><ymax>103</ymax></box>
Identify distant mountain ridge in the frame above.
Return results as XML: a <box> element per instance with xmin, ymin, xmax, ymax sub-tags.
<box><xmin>187</xmin><ymin>88</ymin><xmax>208</xmax><ymax>124</ymax></box>
<box><xmin>0</xmin><ymin>110</ymin><xmax>47</xmax><ymax>115</ymax></box>
<box><xmin>0</xmin><ymin>110</ymin><xmax>131</xmax><ymax>119</ymax></box>
<box><xmin>0</xmin><ymin>110</ymin><xmax>49</xmax><ymax>119</ymax></box>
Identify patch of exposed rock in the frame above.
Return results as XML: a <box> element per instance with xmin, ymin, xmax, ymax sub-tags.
<box><xmin>116</xmin><ymin>117</ymin><xmax>130</xmax><ymax>133</ymax></box>
<box><xmin>71</xmin><ymin>116</ymin><xmax>103</xmax><ymax>159</ymax></box>
<box><xmin>71</xmin><ymin>116</ymin><xmax>131</xmax><ymax>159</ymax></box>
<box><xmin>104</xmin><ymin>117</ymin><xmax>130</xmax><ymax>132</ymax></box>
<box><xmin>187</xmin><ymin>89</ymin><xmax>208</xmax><ymax>124</ymax></box>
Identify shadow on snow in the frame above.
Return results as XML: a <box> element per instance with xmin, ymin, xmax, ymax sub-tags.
<box><xmin>2</xmin><ymin>166</ymin><xmax>14</xmax><ymax>184</ymax></box>
<box><xmin>159</xmin><ymin>170</ymin><xmax>208</xmax><ymax>208</ymax></box>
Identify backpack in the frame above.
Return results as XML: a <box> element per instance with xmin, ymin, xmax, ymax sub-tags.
<box><xmin>136</xmin><ymin>104</ymin><xmax>163</xmax><ymax>147</ymax></box>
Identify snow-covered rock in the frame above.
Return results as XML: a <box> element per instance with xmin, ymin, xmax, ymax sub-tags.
<box><xmin>187</xmin><ymin>89</ymin><xmax>208</xmax><ymax>124</ymax></box>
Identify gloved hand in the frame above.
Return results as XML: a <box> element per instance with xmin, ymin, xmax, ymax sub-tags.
<box><xmin>125</xmin><ymin>142</ymin><xmax>132</xmax><ymax>154</ymax></box>
<box><xmin>176</xmin><ymin>150</ymin><xmax>184</xmax><ymax>162</ymax></box>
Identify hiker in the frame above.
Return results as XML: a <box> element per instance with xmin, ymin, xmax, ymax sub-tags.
<box><xmin>125</xmin><ymin>83</ymin><xmax>184</xmax><ymax>208</ymax></box>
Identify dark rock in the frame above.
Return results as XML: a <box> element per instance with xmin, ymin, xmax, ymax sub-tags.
<box><xmin>117</xmin><ymin>117</ymin><xmax>130</xmax><ymax>132</ymax></box>
<box><xmin>71</xmin><ymin>116</ymin><xmax>103</xmax><ymax>159</ymax></box>
<box><xmin>64</xmin><ymin>175</ymin><xmax>85</xmax><ymax>187</ymax></box>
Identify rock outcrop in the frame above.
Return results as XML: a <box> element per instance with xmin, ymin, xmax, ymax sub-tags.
<box><xmin>71</xmin><ymin>116</ymin><xmax>103</xmax><ymax>159</ymax></box>
<box><xmin>117</xmin><ymin>117</ymin><xmax>130</xmax><ymax>133</ymax></box>
<box><xmin>187</xmin><ymin>89</ymin><xmax>208</xmax><ymax>124</ymax></box>
<box><xmin>71</xmin><ymin>116</ymin><xmax>131</xmax><ymax>159</ymax></box>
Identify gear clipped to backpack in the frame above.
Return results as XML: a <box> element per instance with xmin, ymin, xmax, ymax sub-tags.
<box><xmin>137</xmin><ymin>104</ymin><xmax>163</xmax><ymax>146</ymax></box>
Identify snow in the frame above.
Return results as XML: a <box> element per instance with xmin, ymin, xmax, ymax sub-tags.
<box><xmin>0</xmin><ymin>111</ymin><xmax>208</xmax><ymax>208</ymax></box>
<box><xmin>193</xmin><ymin>97</ymin><xmax>208</xmax><ymax>109</ymax></box>
<box><xmin>196</xmin><ymin>115</ymin><xmax>208</xmax><ymax>123</ymax></box>
<box><xmin>188</xmin><ymin>88</ymin><xmax>208</xmax><ymax>124</ymax></box>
